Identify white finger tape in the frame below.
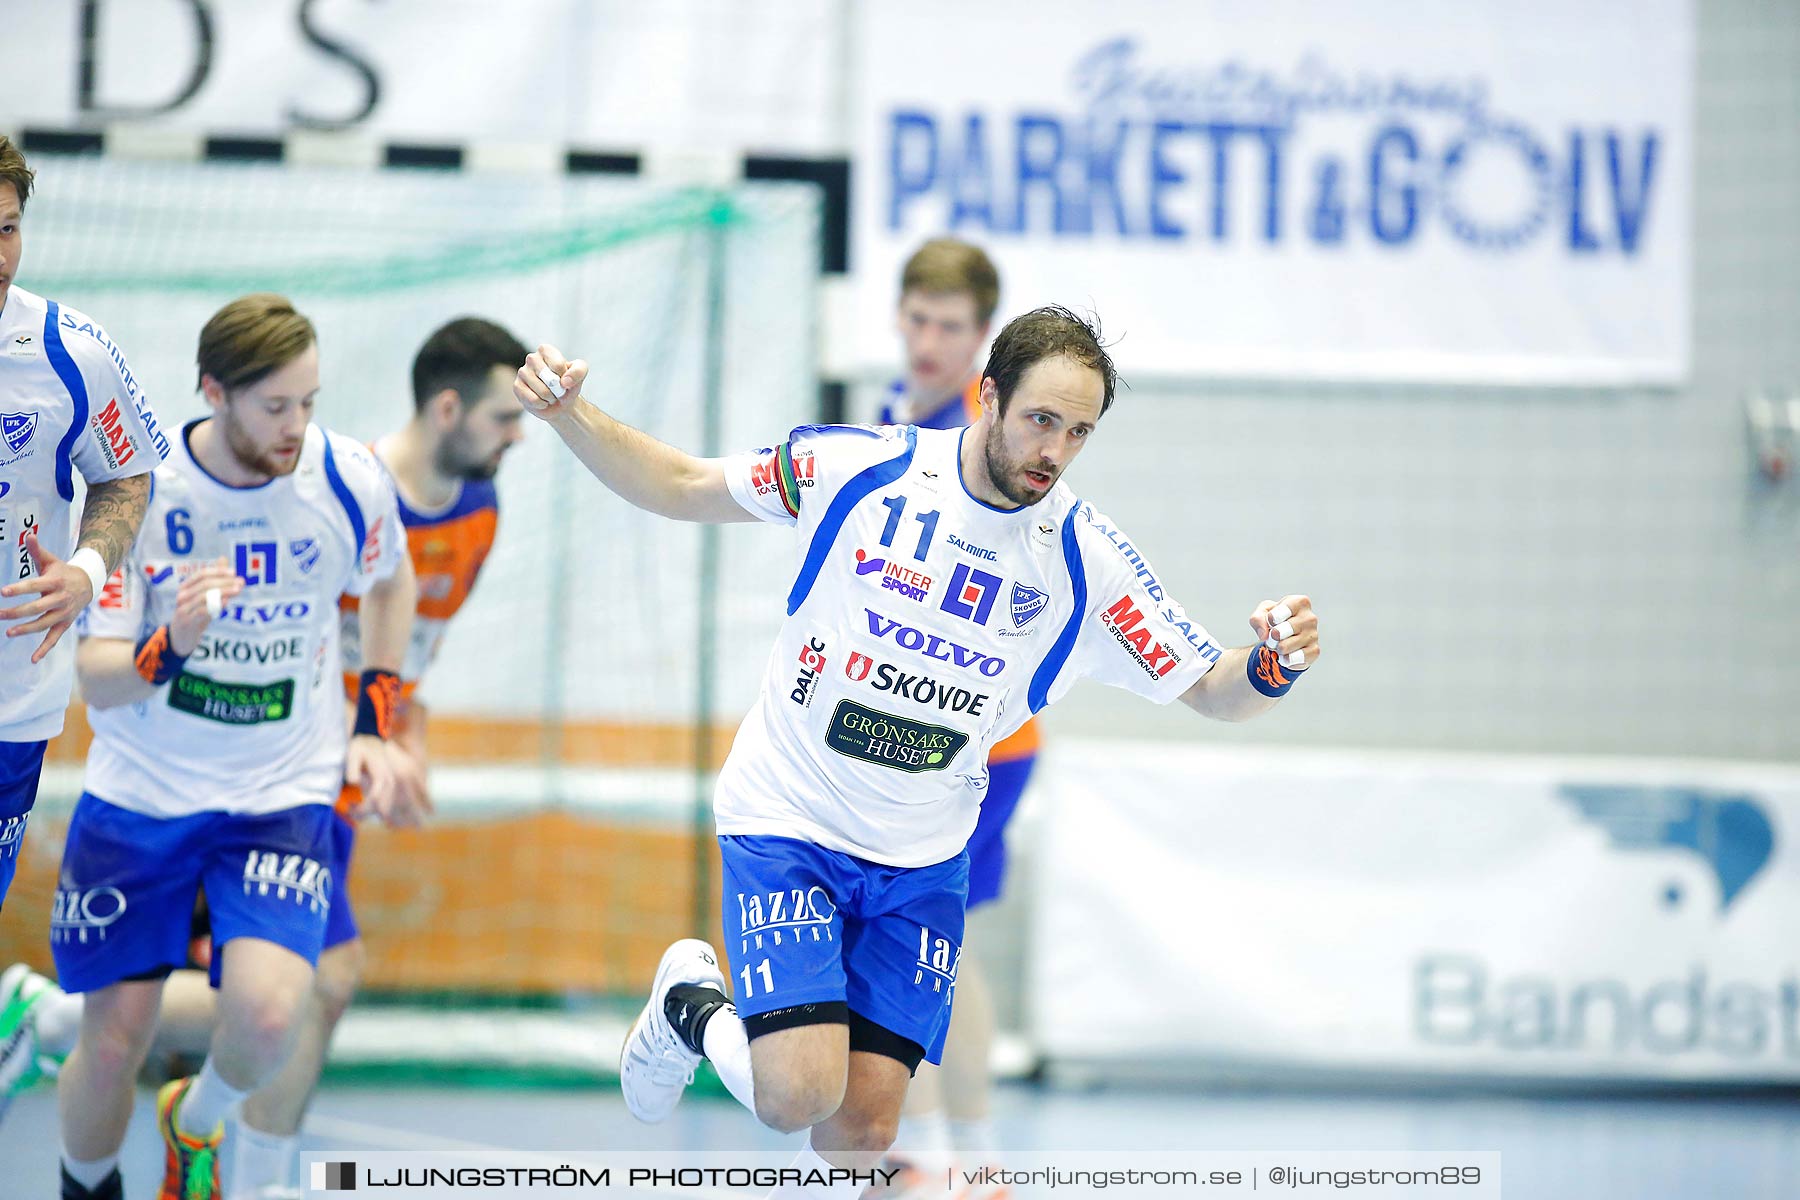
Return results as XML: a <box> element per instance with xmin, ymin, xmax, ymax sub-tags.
<box><xmin>1270</xmin><ymin>602</ymin><xmax>1293</xmax><ymax>625</ymax></box>
<box><xmin>1274</xmin><ymin>620</ymin><xmax>1295</xmax><ymax>640</ymax></box>
<box><xmin>205</xmin><ymin>587</ymin><xmax>223</xmax><ymax>620</ymax></box>
<box><xmin>1264</xmin><ymin>636</ymin><xmax>1278</xmax><ymax>651</ymax></box>
<box><xmin>536</xmin><ymin>365</ymin><xmax>567</xmax><ymax>399</ymax></box>
<box><xmin>1284</xmin><ymin>649</ymin><xmax>1307</xmax><ymax>669</ymax></box>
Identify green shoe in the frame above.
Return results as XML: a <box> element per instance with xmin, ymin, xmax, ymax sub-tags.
<box><xmin>0</xmin><ymin>962</ymin><xmax>60</xmax><ymax>1113</ymax></box>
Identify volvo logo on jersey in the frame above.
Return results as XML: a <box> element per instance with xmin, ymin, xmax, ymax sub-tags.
<box><xmin>864</xmin><ymin>608</ymin><xmax>1006</xmax><ymax>678</ymax></box>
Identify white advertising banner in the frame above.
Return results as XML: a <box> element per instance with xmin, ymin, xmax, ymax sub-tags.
<box><xmin>1031</xmin><ymin>744</ymin><xmax>1800</xmax><ymax>1083</ymax></box>
<box><xmin>1</xmin><ymin>1</ymin><xmax>839</xmax><ymax>154</ymax></box>
<box><xmin>852</xmin><ymin>0</ymin><xmax>1692</xmax><ymax>385</ymax></box>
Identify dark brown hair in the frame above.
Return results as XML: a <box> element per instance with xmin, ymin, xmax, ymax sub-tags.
<box><xmin>0</xmin><ymin>136</ymin><xmax>35</xmax><ymax>212</ymax></box>
<box><xmin>899</xmin><ymin>238</ymin><xmax>1001</xmax><ymax>325</ymax></box>
<box><xmin>981</xmin><ymin>305</ymin><xmax>1117</xmax><ymax>416</ymax></box>
<box><xmin>196</xmin><ymin>294</ymin><xmax>316</xmax><ymax>392</ymax></box>
<box><xmin>411</xmin><ymin>316</ymin><xmax>529</xmax><ymax>413</ymax></box>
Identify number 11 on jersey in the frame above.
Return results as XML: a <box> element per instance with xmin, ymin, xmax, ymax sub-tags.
<box><xmin>739</xmin><ymin>959</ymin><xmax>775</xmax><ymax>998</ymax></box>
<box><xmin>878</xmin><ymin>494</ymin><xmax>939</xmax><ymax>561</ymax></box>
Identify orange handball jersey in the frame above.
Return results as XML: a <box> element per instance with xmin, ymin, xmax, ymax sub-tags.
<box><xmin>336</xmin><ymin>474</ymin><xmax>497</xmax><ymax>817</ymax></box>
<box><xmin>339</xmin><ymin>475</ymin><xmax>499</xmax><ymax>706</ymax></box>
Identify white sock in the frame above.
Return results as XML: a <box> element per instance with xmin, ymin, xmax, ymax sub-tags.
<box><xmin>33</xmin><ymin>987</ymin><xmax>84</xmax><ymax>1058</ymax></box>
<box><xmin>894</xmin><ymin>1110</ymin><xmax>953</xmax><ymax>1158</ymax></box>
<box><xmin>228</xmin><ymin>1120</ymin><xmax>297</xmax><ymax>1196</ymax></box>
<box><xmin>949</xmin><ymin>1117</ymin><xmax>998</xmax><ymax>1158</ymax></box>
<box><xmin>60</xmin><ymin>1149</ymin><xmax>119</xmax><ymax>1191</ymax></box>
<box><xmin>766</xmin><ymin>1141</ymin><xmax>865</xmax><ymax>1199</ymax></box>
<box><xmin>176</xmin><ymin>1058</ymin><xmax>249</xmax><ymax>1138</ymax></box>
<box><xmin>700</xmin><ymin>1003</ymin><xmax>757</xmax><ymax>1115</ymax></box>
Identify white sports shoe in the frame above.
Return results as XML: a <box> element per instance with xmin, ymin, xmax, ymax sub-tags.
<box><xmin>619</xmin><ymin>938</ymin><xmax>726</xmax><ymax>1123</ymax></box>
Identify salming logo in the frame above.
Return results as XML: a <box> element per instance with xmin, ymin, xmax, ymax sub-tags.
<box><xmin>242</xmin><ymin>850</ymin><xmax>332</xmax><ymax>912</ymax></box>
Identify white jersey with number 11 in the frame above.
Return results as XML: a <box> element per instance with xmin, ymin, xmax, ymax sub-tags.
<box><xmin>718</xmin><ymin>423</ymin><xmax>1223</xmax><ymax>868</ymax></box>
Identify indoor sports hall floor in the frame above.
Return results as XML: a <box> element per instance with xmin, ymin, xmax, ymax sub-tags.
<box><xmin>7</xmin><ymin>1080</ymin><xmax>1798</xmax><ymax>1199</ymax></box>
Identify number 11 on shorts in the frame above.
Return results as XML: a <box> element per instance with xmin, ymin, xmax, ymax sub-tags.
<box><xmin>739</xmin><ymin>959</ymin><xmax>774</xmax><ymax>998</ymax></box>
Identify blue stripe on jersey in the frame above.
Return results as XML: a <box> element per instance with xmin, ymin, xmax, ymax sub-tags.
<box><xmin>786</xmin><ymin>425</ymin><xmax>918</xmax><ymax>616</ymax></box>
<box><xmin>42</xmin><ymin>301</ymin><xmax>89</xmax><ymax>502</ymax></box>
<box><xmin>320</xmin><ymin>435</ymin><xmax>367</xmax><ymax>559</ymax></box>
<box><xmin>1028</xmin><ymin>502</ymin><xmax>1088</xmax><ymax>714</ymax></box>
<box><xmin>790</xmin><ymin>422</ymin><xmax>885</xmax><ymax>441</ymax></box>
<box><xmin>395</xmin><ymin>477</ymin><xmax>497</xmax><ymax>528</ymax></box>
<box><xmin>880</xmin><ymin>381</ymin><xmax>968</xmax><ymax>431</ymax></box>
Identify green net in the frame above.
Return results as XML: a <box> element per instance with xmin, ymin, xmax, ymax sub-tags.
<box><xmin>6</xmin><ymin>152</ymin><xmax>822</xmax><ymax>1079</ymax></box>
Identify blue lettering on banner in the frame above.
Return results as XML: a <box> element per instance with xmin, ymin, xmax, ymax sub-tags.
<box><xmin>1412</xmin><ymin>789</ymin><xmax>1783</xmax><ymax>1059</ymax></box>
<box><xmin>885</xmin><ymin>40</ymin><xmax>1663</xmax><ymax>258</ymax></box>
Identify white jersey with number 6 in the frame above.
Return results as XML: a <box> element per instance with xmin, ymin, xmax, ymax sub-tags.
<box><xmin>719</xmin><ymin>423</ymin><xmax>1223</xmax><ymax>868</ymax></box>
<box><xmin>79</xmin><ymin>420</ymin><xmax>404</xmax><ymax>817</ymax></box>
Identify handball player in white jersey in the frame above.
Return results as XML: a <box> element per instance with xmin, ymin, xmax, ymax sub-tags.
<box><xmin>517</xmin><ymin>306</ymin><xmax>1320</xmax><ymax>1196</ymax></box>
<box><xmin>0</xmin><ymin>136</ymin><xmax>166</xmax><ymax>914</ymax></box>
<box><xmin>51</xmin><ymin>295</ymin><xmax>416</xmax><ymax>1200</ymax></box>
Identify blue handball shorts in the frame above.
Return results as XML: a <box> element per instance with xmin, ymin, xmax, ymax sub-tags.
<box><xmin>0</xmin><ymin>740</ymin><xmax>48</xmax><ymax>911</ymax></box>
<box><xmin>967</xmin><ymin>754</ymin><xmax>1035</xmax><ymax>909</ymax></box>
<box><xmin>321</xmin><ymin>811</ymin><xmax>360</xmax><ymax>950</ymax></box>
<box><xmin>51</xmin><ymin>793</ymin><xmax>337</xmax><ymax>993</ymax></box>
<box><xmin>718</xmin><ymin>833</ymin><xmax>969</xmax><ymax>1064</ymax></box>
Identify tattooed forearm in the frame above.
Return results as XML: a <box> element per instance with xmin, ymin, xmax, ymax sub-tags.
<box><xmin>77</xmin><ymin>474</ymin><xmax>152</xmax><ymax>574</ymax></box>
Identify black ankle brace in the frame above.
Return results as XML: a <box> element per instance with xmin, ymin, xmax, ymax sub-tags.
<box><xmin>665</xmin><ymin>982</ymin><xmax>732</xmax><ymax>1056</ymax></box>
